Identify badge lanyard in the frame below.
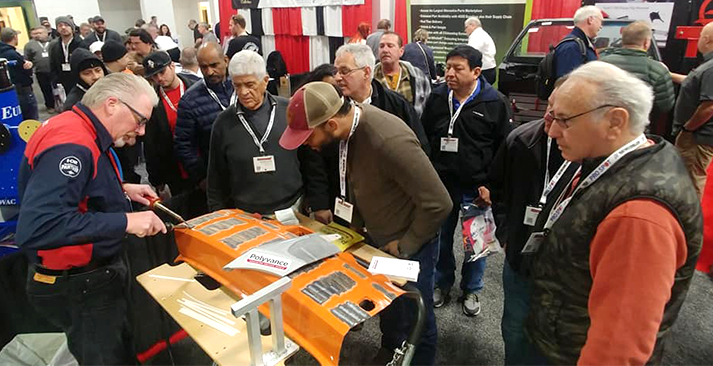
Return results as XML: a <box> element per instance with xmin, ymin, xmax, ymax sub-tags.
<box><xmin>538</xmin><ymin>137</ymin><xmax>571</xmax><ymax>206</ymax></box>
<box><xmin>40</xmin><ymin>42</ymin><xmax>49</xmax><ymax>54</ymax></box>
<box><xmin>160</xmin><ymin>78</ymin><xmax>185</xmax><ymax>113</ymax></box>
<box><xmin>447</xmin><ymin>80</ymin><xmax>480</xmax><ymax>136</ymax></box>
<box><xmin>61</xmin><ymin>38</ymin><xmax>71</xmax><ymax>63</ymax></box>
<box><xmin>339</xmin><ymin>104</ymin><xmax>361</xmax><ymax>199</ymax></box>
<box><xmin>97</xmin><ymin>32</ymin><xmax>106</xmax><ymax>43</ymax></box>
<box><xmin>237</xmin><ymin>96</ymin><xmax>276</xmax><ymax>154</ymax></box>
<box><xmin>543</xmin><ymin>134</ymin><xmax>647</xmax><ymax>231</ymax></box>
<box><xmin>205</xmin><ymin>81</ymin><xmax>237</xmax><ymax>111</ymax></box>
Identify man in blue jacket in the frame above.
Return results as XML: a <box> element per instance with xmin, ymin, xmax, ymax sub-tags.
<box><xmin>0</xmin><ymin>27</ymin><xmax>38</xmax><ymax>119</ymax></box>
<box><xmin>175</xmin><ymin>42</ymin><xmax>234</xmax><ymax>205</ymax></box>
<box><xmin>17</xmin><ymin>73</ymin><xmax>167</xmax><ymax>365</ymax></box>
<box><xmin>554</xmin><ymin>6</ymin><xmax>602</xmax><ymax>80</ymax></box>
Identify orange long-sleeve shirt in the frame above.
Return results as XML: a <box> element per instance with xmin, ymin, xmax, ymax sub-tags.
<box><xmin>578</xmin><ymin>199</ymin><xmax>687</xmax><ymax>365</ymax></box>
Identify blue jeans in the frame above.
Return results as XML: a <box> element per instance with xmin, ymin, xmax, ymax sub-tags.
<box><xmin>435</xmin><ymin>193</ymin><xmax>486</xmax><ymax>294</ymax></box>
<box><xmin>380</xmin><ymin>236</ymin><xmax>438</xmax><ymax>365</ymax></box>
<box><xmin>18</xmin><ymin>91</ymin><xmax>39</xmax><ymax>120</ymax></box>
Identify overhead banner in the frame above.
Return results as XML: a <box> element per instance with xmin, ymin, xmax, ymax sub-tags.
<box><xmin>410</xmin><ymin>0</ymin><xmax>526</xmax><ymax>64</ymax></box>
<box><xmin>232</xmin><ymin>0</ymin><xmax>260</xmax><ymax>9</ymax></box>
<box><xmin>595</xmin><ymin>1</ymin><xmax>675</xmax><ymax>47</ymax></box>
<box><xmin>258</xmin><ymin>0</ymin><xmax>363</xmax><ymax>8</ymax></box>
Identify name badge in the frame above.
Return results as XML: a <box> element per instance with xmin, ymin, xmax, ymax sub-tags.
<box><xmin>253</xmin><ymin>155</ymin><xmax>276</xmax><ymax>173</ymax></box>
<box><xmin>42</xmin><ymin>52</ymin><xmax>49</xmax><ymax>58</ymax></box>
<box><xmin>523</xmin><ymin>205</ymin><xmax>542</xmax><ymax>227</ymax></box>
<box><xmin>521</xmin><ymin>232</ymin><xmax>545</xmax><ymax>254</ymax></box>
<box><xmin>440</xmin><ymin>137</ymin><xmax>459</xmax><ymax>152</ymax></box>
<box><xmin>61</xmin><ymin>63</ymin><xmax>71</xmax><ymax>72</ymax></box>
<box><xmin>33</xmin><ymin>272</ymin><xmax>57</xmax><ymax>284</ymax></box>
<box><xmin>334</xmin><ymin>197</ymin><xmax>354</xmax><ymax>223</ymax></box>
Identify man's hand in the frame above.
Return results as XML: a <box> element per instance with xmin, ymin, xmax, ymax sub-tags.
<box><xmin>123</xmin><ymin>183</ymin><xmax>158</xmax><ymax>206</ymax></box>
<box><xmin>126</xmin><ymin>211</ymin><xmax>167</xmax><ymax>237</ymax></box>
<box><xmin>23</xmin><ymin>60</ymin><xmax>33</xmax><ymax>70</ymax></box>
<box><xmin>314</xmin><ymin>209</ymin><xmax>333</xmax><ymax>225</ymax></box>
<box><xmin>380</xmin><ymin>240</ymin><xmax>401</xmax><ymax>257</ymax></box>
<box><xmin>474</xmin><ymin>186</ymin><xmax>491</xmax><ymax>208</ymax></box>
<box><xmin>198</xmin><ymin>179</ymin><xmax>207</xmax><ymax>192</ymax></box>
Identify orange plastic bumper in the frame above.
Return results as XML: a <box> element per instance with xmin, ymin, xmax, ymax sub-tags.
<box><xmin>174</xmin><ymin>209</ymin><xmax>403</xmax><ymax>365</ymax></box>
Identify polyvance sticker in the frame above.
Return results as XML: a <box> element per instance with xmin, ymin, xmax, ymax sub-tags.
<box><xmin>247</xmin><ymin>252</ymin><xmax>292</xmax><ymax>270</ymax></box>
<box><xmin>225</xmin><ymin>249</ymin><xmax>294</xmax><ymax>276</ymax></box>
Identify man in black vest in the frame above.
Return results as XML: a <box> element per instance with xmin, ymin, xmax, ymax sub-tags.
<box><xmin>526</xmin><ymin>61</ymin><xmax>702</xmax><ymax>364</ymax></box>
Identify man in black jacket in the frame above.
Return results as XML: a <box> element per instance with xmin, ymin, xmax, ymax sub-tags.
<box><xmin>81</xmin><ymin>16</ymin><xmax>122</xmax><ymax>48</ymax></box>
<box><xmin>143</xmin><ymin>51</ymin><xmax>199</xmax><ymax>210</ymax></box>
<box><xmin>62</xmin><ymin>48</ymin><xmax>106</xmax><ymax>111</ymax></box>
<box><xmin>0</xmin><ymin>28</ymin><xmax>38</xmax><ymax>119</ymax></box>
<box><xmin>422</xmin><ymin>45</ymin><xmax>512</xmax><ymax>317</ymax></box>
<box><xmin>225</xmin><ymin>14</ymin><xmax>261</xmax><ymax>59</ymax></box>
<box><xmin>49</xmin><ymin>16</ymin><xmax>82</xmax><ymax>95</ymax></box>
<box><xmin>484</xmin><ymin>81</ymin><xmax>579</xmax><ymax>364</ymax></box>
<box><xmin>208</xmin><ymin>50</ymin><xmax>322</xmax><ymax>215</ymax></box>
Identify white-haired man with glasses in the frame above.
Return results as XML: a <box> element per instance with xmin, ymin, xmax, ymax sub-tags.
<box><xmin>16</xmin><ymin>72</ymin><xmax>166</xmax><ymax>365</ymax></box>
<box><xmin>525</xmin><ymin>61</ymin><xmax>702</xmax><ymax>364</ymax></box>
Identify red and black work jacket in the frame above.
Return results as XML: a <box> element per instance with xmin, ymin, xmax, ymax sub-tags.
<box><xmin>16</xmin><ymin>103</ymin><xmax>130</xmax><ymax>269</ymax></box>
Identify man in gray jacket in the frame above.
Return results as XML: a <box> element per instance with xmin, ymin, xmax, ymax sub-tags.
<box><xmin>25</xmin><ymin>26</ymin><xmax>54</xmax><ymax>113</ymax></box>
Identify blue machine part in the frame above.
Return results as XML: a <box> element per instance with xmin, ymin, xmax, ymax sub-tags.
<box><xmin>0</xmin><ymin>84</ymin><xmax>24</xmax><ymax>257</ymax></box>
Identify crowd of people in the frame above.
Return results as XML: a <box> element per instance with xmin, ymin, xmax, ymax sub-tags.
<box><xmin>12</xmin><ymin>4</ymin><xmax>711</xmax><ymax>365</ymax></box>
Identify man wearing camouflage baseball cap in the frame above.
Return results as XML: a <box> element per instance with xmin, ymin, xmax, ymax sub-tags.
<box><xmin>280</xmin><ymin>81</ymin><xmax>452</xmax><ymax>365</ymax></box>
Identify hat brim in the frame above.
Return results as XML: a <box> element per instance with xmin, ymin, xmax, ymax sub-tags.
<box><xmin>143</xmin><ymin>64</ymin><xmax>169</xmax><ymax>78</ymax></box>
<box><xmin>279</xmin><ymin>126</ymin><xmax>314</xmax><ymax>150</ymax></box>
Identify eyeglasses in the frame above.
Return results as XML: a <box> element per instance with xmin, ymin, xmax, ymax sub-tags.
<box><xmin>547</xmin><ymin>104</ymin><xmax>618</xmax><ymax>129</ymax></box>
<box><xmin>336</xmin><ymin>66</ymin><xmax>366</xmax><ymax>76</ymax></box>
<box><xmin>119</xmin><ymin>99</ymin><xmax>149</xmax><ymax>127</ymax></box>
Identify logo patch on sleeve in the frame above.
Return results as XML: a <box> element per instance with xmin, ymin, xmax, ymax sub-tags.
<box><xmin>59</xmin><ymin>156</ymin><xmax>82</xmax><ymax>178</ymax></box>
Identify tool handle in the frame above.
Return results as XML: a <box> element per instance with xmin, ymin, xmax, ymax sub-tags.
<box><xmin>145</xmin><ymin>196</ymin><xmax>161</xmax><ymax>208</ymax></box>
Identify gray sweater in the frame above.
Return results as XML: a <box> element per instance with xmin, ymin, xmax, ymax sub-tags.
<box><xmin>24</xmin><ymin>40</ymin><xmax>51</xmax><ymax>73</ymax></box>
<box><xmin>207</xmin><ymin>93</ymin><xmax>303</xmax><ymax>215</ymax></box>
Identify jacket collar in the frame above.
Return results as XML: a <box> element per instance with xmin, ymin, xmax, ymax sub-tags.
<box><xmin>370</xmin><ymin>79</ymin><xmax>385</xmax><ymax>106</ymax></box>
<box><xmin>517</xmin><ymin>118</ymin><xmax>547</xmax><ymax>149</ymax></box>
<box><xmin>435</xmin><ymin>76</ymin><xmax>499</xmax><ymax>104</ymax></box>
<box><xmin>204</xmin><ymin>76</ymin><xmax>233</xmax><ymax>95</ymax></box>
<box><xmin>72</xmin><ymin>103</ymin><xmax>114</xmax><ymax>151</ymax></box>
<box><xmin>580</xmin><ymin>135</ymin><xmax>663</xmax><ymax>178</ymax></box>
<box><xmin>570</xmin><ymin>27</ymin><xmax>594</xmax><ymax>49</ymax></box>
<box><xmin>704</xmin><ymin>51</ymin><xmax>713</xmax><ymax>62</ymax></box>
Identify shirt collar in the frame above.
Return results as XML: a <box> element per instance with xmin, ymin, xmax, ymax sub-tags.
<box><xmin>704</xmin><ymin>51</ymin><xmax>713</xmax><ymax>62</ymax></box>
<box><xmin>450</xmin><ymin>79</ymin><xmax>481</xmax><ymax>110</ymax></box>
<box><xmin>73</xmin><ymin>103</ymin><xmax>115</xmax><ymax>151</ymax></box>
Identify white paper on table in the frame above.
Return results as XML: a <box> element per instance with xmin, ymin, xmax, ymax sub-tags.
<box><xmin>368</xmin><ymin>256</ymin><xmax>420</xmax><ymax>282</ymax></box>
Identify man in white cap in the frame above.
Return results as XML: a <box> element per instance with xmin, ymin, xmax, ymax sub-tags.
<box><xmin>280</xmin><ymin>81</ymin><xmax>452</xmax><ymax>365</ymax></box>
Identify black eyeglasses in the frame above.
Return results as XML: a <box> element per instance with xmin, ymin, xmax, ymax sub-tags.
<box><xmin>336</xmin><ymin>66</ymin><xmax>367</xmax><ymax>76</ymax></box>
<box><xmin>119</xmin><ymin>100</ymin><xmax>149</xmax><ymax>127</ymax></box>
<box><xmin>548</xmin><ymin>104</ymin><xmax>618</xmax><ymax>129</ymax></box>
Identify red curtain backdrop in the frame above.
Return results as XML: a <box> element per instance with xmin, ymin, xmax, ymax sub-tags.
<box><xmin>275</xmin><ymin>35</ymin><xmax>311</xmax><ymax>74</ymax></box>
<box><xmin>342</xmin><ymin>0</ymin><xmax>373</xmax><ymax>38</ymax></box>
<box><xmin>218</xmin><ymin>0</ymin><xmax>234</xmax><ymax>39</ymax></box>
<box><xmin>394</xmin><ymin>0</ymin><xmax>408</xmax><ymax>43</ymax></box>
<box><xmin>273</xmin><ymin>8</ymin><xmax>304</xmax><ymax>36</ymax></box>
<box><xmin>527</xmin><ymin>0</ymin><xmax>582</xmax><ymax>54</ymax></box>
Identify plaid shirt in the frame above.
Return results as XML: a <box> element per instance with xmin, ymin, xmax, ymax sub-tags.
<box><xmin>374</xmin><ymin>60</ymin><xmax>431</xmax><ymax>118</ymax></box>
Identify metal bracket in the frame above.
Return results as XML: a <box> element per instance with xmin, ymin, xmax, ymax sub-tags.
<box><xmin>230</xmin><ymin>277</ymin><xmax>298</xmax><ymax>366</ymax></box>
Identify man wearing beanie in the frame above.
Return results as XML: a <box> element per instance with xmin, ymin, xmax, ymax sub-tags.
<box><xmin>81</xmin><ymin>16</ymin><xmax>121</xmax><ymax>49</ymax></box>
<box><xmin>62</xmin><ymin>48</ymin><xmax>106</xmax><ymax>111</ymax></box>
<box><xmin>102</xmin><ymin>40</ymin><xmax>132</xmax><ymax>74</ymax></box>
<box><xmin>280</xmin><ymin>82</ymin><xmax>452</xmax><ymax>365</ymax></box>
<box><xmin>0</xmin><ymin>27</ymin><xmax>38</xmax><ymax>119</ymax></box>
<box><xmin>49</xmin><ymin>16</ymin><xmax>81</xmax><ymax>94</ymax></box>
